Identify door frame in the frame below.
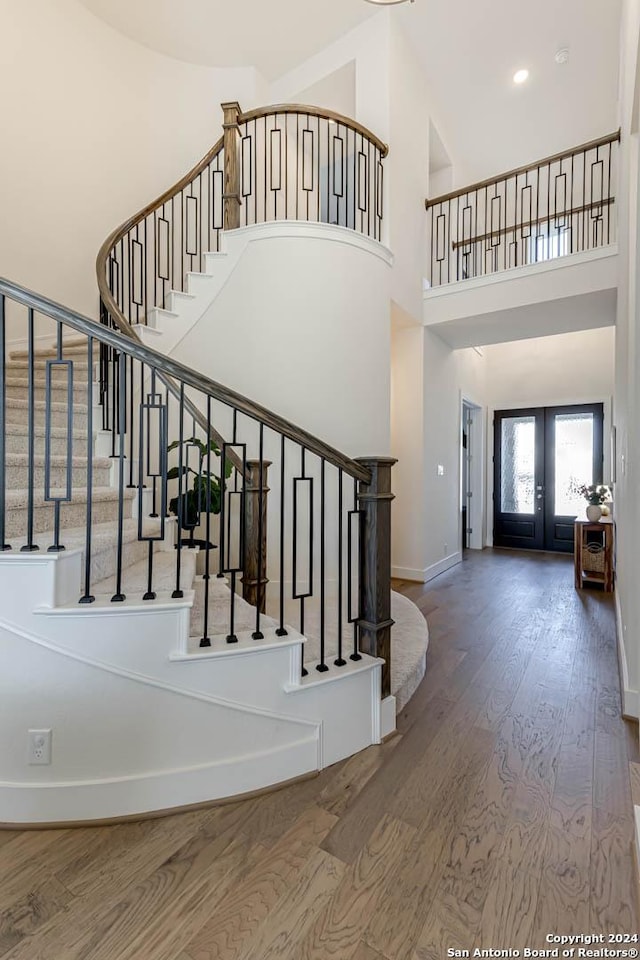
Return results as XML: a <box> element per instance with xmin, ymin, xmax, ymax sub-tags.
<box><xmin>459</xmin><ymin>393</ymin><xmax>485</xmax><ymax>551</ymax></box>
<box><xmin>487</xmin><ymin>396</ymin><xmax>612</xmax><ymax>548</ymax></box>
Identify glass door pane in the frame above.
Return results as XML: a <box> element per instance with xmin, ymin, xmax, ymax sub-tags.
<box><xmin>554</xmin><ymin>412</ymin><xmax>595</xmax><ymax>516</ymax></box>
<box><xmin>500</xmin><ymin>415</ymin><xmax>536</xmax><ymax>514</ymax></box>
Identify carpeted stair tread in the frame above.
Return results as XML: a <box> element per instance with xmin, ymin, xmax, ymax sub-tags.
<box><xmin>6</xmin><ymin>396</ymin><xmax>88</xmax><ymax>414</ymax></box>
<box><xmin>5</xmin><ymin>452</ymin><xmax>111</xmax><ymax>469</ymax></box>
<box><xmin>5</xmin><ymin>485</ymin><xmax>132</xmax><ymax>507</ymax></box>
<box><xmin>4</xmin><ymin>421</ymin><xmax>90</xmax><ymax>441</ymax></box>
<box><xmin>90</xmin><ymin>548</ymin><xmax>197</xmax><ymax>597</ymax></box>
<box><xmin>300</xmin><ymin>591</ymin><xmax>428</xmax><ymax>708</ymax></box>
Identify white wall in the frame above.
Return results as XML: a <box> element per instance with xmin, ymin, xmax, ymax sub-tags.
<box><xmin>613</xmin><ymin>0</ymin><xmax>640</xmax><ymax>717</ymax></box>
<box><xmin>0</xmin><ymin>0</ymin><xmax>264</xmax><ymax>326</ymax></box>
<box><xmin>391</xmin><ymin>313</ymin><xmax>425</xmax><ymax>580</ymax></box>
<box><xmin>170</xmin><ymin>224</ymin><xmax>392</xmax><ymax>458</ymax></box>
<box><xmin>391</xmin><ymin>322</ymin><xmax>487</xmax><ymax>581</ymax></box>
<box><xmin>270</xmin><ymin>13</ymin><xmax>435</xmax><ymax>326</ymax></box>
<box><xmin>388</xmin><ymin>20</ymin><xmax>431</xmax><ymax>322</ymax></box>
<box><xmin>484</xmin><ymin>327</ymin><xmax>615</xmax><ymax>410</ymax></box>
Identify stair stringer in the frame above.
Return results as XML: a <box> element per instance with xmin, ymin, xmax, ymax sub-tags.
<box><xmin>0</xmin><ymin>550</ymin><xmax>383</xmax><ymax>825</ymax></box>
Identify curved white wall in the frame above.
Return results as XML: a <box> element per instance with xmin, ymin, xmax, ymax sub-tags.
<box><xmin>171</xmin><ymin>222</ymin><xmax>393</xmax><ymax>458</ymax></box>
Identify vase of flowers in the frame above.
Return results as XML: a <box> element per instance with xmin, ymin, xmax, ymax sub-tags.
<box><xmin>577</xmin><ymin>483</ymin><xmax>610</xmax><ymax>522</ymax></box>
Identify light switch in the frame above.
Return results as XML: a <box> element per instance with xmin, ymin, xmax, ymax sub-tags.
<box><xmin>437</xmin><ymin>464</ymin><xmax>445</xmax><ymax>476</ymax></box>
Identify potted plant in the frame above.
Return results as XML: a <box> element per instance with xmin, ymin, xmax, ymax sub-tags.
<box><xmin>577</xmin><ymin>483</ymin><xmax>611</xmax><ymax>523</ymax></box>
<box><xmin>167</xmin><ymin>437</ymin><xmax>233</xmax><ymax>547</ymax></box>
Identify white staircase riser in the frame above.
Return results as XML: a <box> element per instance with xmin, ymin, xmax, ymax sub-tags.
<box><xmin>0</xmin><ymin>546</ymin><xmax>384</xmax><ymax>824</ymax></box>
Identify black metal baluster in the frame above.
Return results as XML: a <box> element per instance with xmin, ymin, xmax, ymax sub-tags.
<box><xmin>0</xmin><ymin>294</ymin><xmax>10</xmax><ymax>551</ymax></box>
<box><xmin>200</xmin><ymin>395</ymin><xmax>213</xmax><ymax>648</ymax></box>
<box><xmin>534</xmin><ymin>167</ymin><xmax>540</xmax><ymax>261</ymax></box>
<box><xmin>80</xmin><ymin>335</ymin><xmax>95</xmax><ymax>603</ymax></box>
<box><xmin>226</xmin><ymin>410</ymin><xmax>243</xmax><ymax>645</ymax></box>
<box><xmin>110</xmin><ymin>345</ymin><xmax>118</xmax><ymax>458</ymax></box>
<box><xmin>276</xmin><ymin>433</ymin><xmax>287</xmax><ymax>637</ymax></box>
<box><xmin>111</xmin><ymin>351</ymin><xmax>126</xmax><ymax>600</ymax></box>
<box><xmin>317</xmin><ymin>458</ymin><xmax>328</xmax><ymax>672</ymax></box>
<box><xmin>46</xmin><ymin>324</ymin><xmax>70</xmax><ymax>553</ymax></box>
<box><xmin>127</xmin><ymin>354</ymin><xmax>135</xmax><ymax>487</ymax></box>
<box><xmin>582</xmin><ymin>150</ymin><xmax>587</xmax><ymax>253</ymax></box>
<box><xmin>263</xmin><ymin>116</ymin><xmax>268</xmax><ymax>225</ymax></box>
<box><xmin>252</xmin><ymin>422</ymin><xmax>265</xmax><ymax>640</ymax></box>
<box><xmin>21</xmin><ymin>308</ymin><xmax>38</xmax><ymax>552</ymax></box>
<box><xmin>607</xmin><ymin>142</ymin><xmax>612</xmax><ymax>245</ymax></box>
<box><xmin>350</xmin><ymin>477</ymin><xmax>361</xmax><ymax>661</ymax></box>
<box><xmin>172</xmin><ymin>381</ymin><xmax>185</xmax><ymax>598</ymax></box>
<box><xmin>335</xmin><ymin>469</ymin><xmax>346</xmax><ymax>666</ymax></box>
<box><xmin>429</xmin><ymin>200</ymin><xmax>434</xmax><ymax>287</ymax></box>
<box><xmin>570</xmin><ymin>152</ymin><xmax>575</xmax><ymax>254</ymax></box>
<box><xmin>294</xmin><ymin>446</ymin><xmax>310</xmax><ymax>676</ymax></box>
<box><xmin>138</xmin><ymin>367</ymin><xmax>167</xmax><ymax>603</ymax></box>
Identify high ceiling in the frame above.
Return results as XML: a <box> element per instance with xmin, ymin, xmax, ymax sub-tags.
<box><xmin>78</xmin><ymin>0</ymin><xmax>622</xmax><ymax>182</ymax></box>
<box><xmin>77</xmin><ymin>0</ymin><xmax>378</xmax><ymax>80</ymax></box>
<box><xmin>395</xmin><ymin>0</ymin><xmax>622</xmax><ymax>182</ymax></box>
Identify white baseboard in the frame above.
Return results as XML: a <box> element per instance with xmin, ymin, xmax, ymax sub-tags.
<box><xmin>615</xmin><ymin>593</ymin><xmax>639</xmax><ymax>721</ymax></box>
<box><xmin>392</xmin><ymin>551</ymin><xmax>462</xmax><ymax>584</ymax></box>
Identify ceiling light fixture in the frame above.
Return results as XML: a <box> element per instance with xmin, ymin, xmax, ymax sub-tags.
<box><xmin>513</xmin><ymin>69</ymin><xmax>529</xmax><ymax>84</ymax></box>
<box><xmin>364</xmin><ymin>0</ymin><xmax>414</xmax><ymax>5</ymax></box>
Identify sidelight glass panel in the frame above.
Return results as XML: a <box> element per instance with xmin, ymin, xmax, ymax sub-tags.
<box><xmin>554</xmin><ymin>413</ymin><xmax>594</xmax><ymax>516</ymax></box>
<box><xmin>500</xmin><ymin>416</ymin><xmax>535</xmax><ymax>513</ymax></box>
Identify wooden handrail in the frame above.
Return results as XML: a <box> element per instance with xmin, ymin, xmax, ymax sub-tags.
<box><xmin>95</xmin><ymin>100</ymin><xmax>387</xmax><ymax>483</ymax></box>
<box><xmin>1</xmin><ymin>278</ymin><xmax>371</xmax><ymax>484</ymax></box>
<box><xmin>96</xmin><ymin>100</ymin><xmax>389</xmax><ymax>320</ymax></box>
<box><xmin>239</xmin><ymin>104</ymin><xmax>389</xmax><ymax>157</ymax></box>
<box><xmin>425</xmin><ymin>129</ymin><xmax>621</xmax><ymax>209</ymax></box>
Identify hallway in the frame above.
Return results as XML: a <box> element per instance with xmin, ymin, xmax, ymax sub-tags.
<box><xmin>0</xmin><ymin>550</ymin><xmax>637</xmax><ymax>959</ymax></box>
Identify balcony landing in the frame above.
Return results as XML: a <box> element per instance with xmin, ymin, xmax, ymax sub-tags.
<box><xmin>423</xmin><ymin>244</ymin><xmax>617</xmax><ymax>348</ymax></box>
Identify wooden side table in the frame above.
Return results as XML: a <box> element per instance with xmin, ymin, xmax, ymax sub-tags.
<box><xmin>574</xmin><ymin>519</ymin><xmax>614</xmax><ymax>592</ymax></box>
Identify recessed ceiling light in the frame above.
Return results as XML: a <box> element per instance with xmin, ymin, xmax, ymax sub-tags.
<box><xmin>364</xmin><ymin>0</ymin><xmax>414</xmax><ymax>5</ymax></box>
<box><xmin>513</xmin><ymin>69</ymin><xmax>529</xmax><ymax>84</ymax></box>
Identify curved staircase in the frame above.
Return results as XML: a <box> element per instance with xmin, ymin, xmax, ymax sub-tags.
<box><xmin>0</xmin><ymin>100</ymin><xmax>428</xmax><ymax>827</ymax></box>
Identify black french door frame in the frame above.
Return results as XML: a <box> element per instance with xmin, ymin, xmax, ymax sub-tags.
<box><xmin>494</xmin><ymin>403</ymin><xmax>604</xmax><ymax>552</ymax></box>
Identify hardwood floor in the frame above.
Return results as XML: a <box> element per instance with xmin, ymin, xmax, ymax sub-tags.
<box><xmin>0</xmin><ymin>548</ymin><xmax>637</xmax><ymax>959</ymax></box>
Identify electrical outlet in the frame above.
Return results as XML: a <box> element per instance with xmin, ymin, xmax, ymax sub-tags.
<box><xmin>27</xmin><ymin>729</ymin><xmax>52</xmax><ymax>765</ymax></box>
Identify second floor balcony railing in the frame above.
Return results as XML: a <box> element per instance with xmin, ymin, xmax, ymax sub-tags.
<box><xmin>425</xmin><ymin>130</ymin><xmax>620</xmax><ymax>288</ymax></box>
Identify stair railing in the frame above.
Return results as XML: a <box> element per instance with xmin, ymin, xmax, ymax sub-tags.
<box><xmin>0</xmin><ymin>277</ymin><xmax>395</xmax><ymax>695</ymax></box>
<box><xmin>96</xmin><ymin>101</ymin><xmax>388</xmax><ymax>335</ymax></box>
<box><xmin>425</xmin><ymin>130</ymin><xmax>620</xmax><ymax>287</ymax></box>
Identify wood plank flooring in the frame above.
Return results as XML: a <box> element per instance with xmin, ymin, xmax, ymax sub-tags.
<box><xmin>0</xmin><ymin>548</ymin><xmax>637</xmax><ymax>959</ymax></box>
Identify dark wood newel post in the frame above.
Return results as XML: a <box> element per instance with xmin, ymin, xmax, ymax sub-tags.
<box><xmin>221</xmin><ymin>101</ymin><xmax>242</xmax><ymax>230</ymax></box>
<box><xmin>242</xmin><ymin>460</ymin><xmax>270</xmax><ymax>612</ymax></box>
<box><xmin>355</xmin><ymin>457</ymin><xmax>396</xmax><ymax>699</ymax></box>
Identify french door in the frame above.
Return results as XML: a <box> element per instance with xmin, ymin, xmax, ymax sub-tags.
<box><xmin>493</xmin><ymin>403</ymin><xmax>604</xmax><ymax>552</ymax></box>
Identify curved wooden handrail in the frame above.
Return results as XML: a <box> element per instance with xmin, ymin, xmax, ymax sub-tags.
<box><xmin>238</xmin><ymin>104</ymin><xmax>389</xmax><ymax>157</ymax></box>
<box><xmin>95</xmin><ymin>134</ymin><xmax>224</xmax><ymax>326</ymax></box>
<box><xmin>0</xmin><ymin>277</ymin><xmax>371</xmax><ymax>484</ymax></box>
<box><xmin>96</xmin><ymin>100</ymin><xmax>388</xmax><ymax>321</ymax></box>
<box><xmin>94</xmin><ymin>100</ymin><xmax>387</xmax><ymax>482</ymax></box>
